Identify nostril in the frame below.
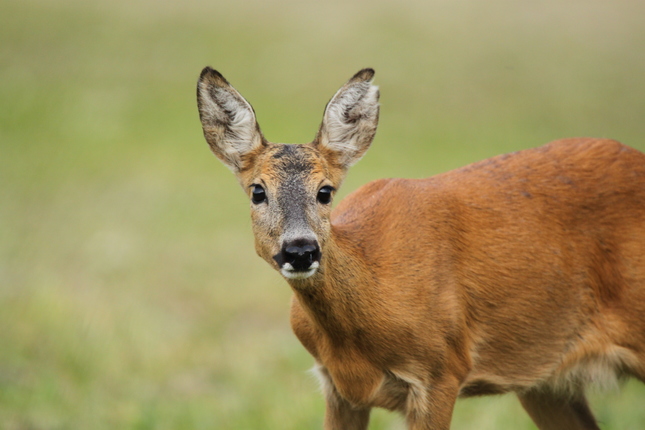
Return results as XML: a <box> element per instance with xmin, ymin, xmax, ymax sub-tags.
<box><xmin>301</xmin><ymin>245</ymin><xmax>316</xmax><ymax>254</ymax></box>
<box><xmin>285</xmin><ymin>246</ymin><xmax>307</xmax><ymax>257</ymax></box>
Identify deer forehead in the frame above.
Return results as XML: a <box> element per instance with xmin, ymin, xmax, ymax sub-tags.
<box><xmin>250</xmin><ymin>144</ymin><xmax>333</xmax><ymax>188</ymax></box>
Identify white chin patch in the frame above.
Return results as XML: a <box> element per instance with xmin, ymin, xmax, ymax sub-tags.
<box><xmin>281</xmin><ymin>261</ymin><xmax>319</xmax><ymax>280</ymax></box>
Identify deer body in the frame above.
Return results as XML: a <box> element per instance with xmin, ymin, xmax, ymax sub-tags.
<box><xmin>197</xmin><ymin>68</ymin><xmax>645</xmax><ymax>429</ymax></box>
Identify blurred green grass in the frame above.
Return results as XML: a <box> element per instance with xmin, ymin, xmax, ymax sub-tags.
<box><xmin>1</xmin><ymin>0</ymin><xmax>644</xmax><ymax>428</ymax></box>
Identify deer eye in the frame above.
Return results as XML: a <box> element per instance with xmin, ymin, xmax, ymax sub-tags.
<box><xmin>251</xmin><ymin>184</ymin><xmax>267</xmax><ymax>204</ymax></box>
<box><xmin>317</xmin><ymin>186</ymin><xmax>334</xmax><ymax>204</ymax></box>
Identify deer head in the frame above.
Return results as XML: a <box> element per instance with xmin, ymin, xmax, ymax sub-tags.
<box><xmin>197</xmin><ymin>68</ymin><xmax>379</xmax><ymax>280</ymax></box>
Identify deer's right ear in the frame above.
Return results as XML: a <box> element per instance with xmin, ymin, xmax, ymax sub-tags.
<box><xmin>197</xmin><ymin>67</ymin><xmax>265</xmax><ymax>173</ymax></box>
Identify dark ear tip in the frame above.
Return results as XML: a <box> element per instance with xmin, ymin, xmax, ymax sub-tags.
<box><xmin>351</xmin><ymin>68</ymin><xmax>375</xmax><ymax>83</ymax></box>
<box><xmin>199</xmin><ymin>66</ymin><xmax>229</xmax><ymax>86</ymax></box>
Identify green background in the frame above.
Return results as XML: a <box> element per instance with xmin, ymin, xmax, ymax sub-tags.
<box><xmin>2</xmin><ymin>0</ymin><xmax>644</xmax><ymax>428</ymax></box>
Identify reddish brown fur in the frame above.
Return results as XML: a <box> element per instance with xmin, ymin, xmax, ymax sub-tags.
<box><xmin>197</xmin><ymin>68</ymin><xmax>645</xmax><ymax>430</ymax></box>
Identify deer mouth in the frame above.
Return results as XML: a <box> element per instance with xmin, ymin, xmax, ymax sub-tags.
<box><xmin>280</xmin><ymin>260</ymin><xmax>320</xmax><ymax>279</ymax></box>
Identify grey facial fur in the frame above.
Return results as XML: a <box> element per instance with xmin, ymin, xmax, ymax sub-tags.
<box><xmin>273</xmin><ymin>145</ymin><xmax>318</xmax><ymax>244</ymax></box>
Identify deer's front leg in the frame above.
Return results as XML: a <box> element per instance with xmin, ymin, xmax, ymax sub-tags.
<box><xmin>403</xmin><ymin>375</ymin><xmax>459</xmax><ymax>430</ymax></box>
<box><xmin>324</xmin><ymin>391</ymin><xmax>371</xmax><ymax>430</ymax></box>
<box><xmin>316</xmin><ymin>365</ymin><xmax>371</xmax><ymax>430</ymax></box>
<box><xmin>517</xmin><ymin>388</ymin><xmax>600</xmax><ymax>430</ymax></box>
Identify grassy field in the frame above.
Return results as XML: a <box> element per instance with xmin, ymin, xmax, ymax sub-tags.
<box><xmin>1</xmin><ymin>0</ymin><xmax>645</xmax><ymax>428</ymax></box>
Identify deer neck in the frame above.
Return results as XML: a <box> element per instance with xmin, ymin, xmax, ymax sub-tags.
<box><xmin>287</xmin><ymin>225</ymin><xmax>378</xmax><ymax>340</ymax></box>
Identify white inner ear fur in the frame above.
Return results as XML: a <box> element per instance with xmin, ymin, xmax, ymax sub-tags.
<box><xmin>199</xmin><ymin>81</ymin><xmax>260</xmax><ymax>172</ymax></box>
<box><xmin>322</xmin><ymin>81</ymin><xmax>379</xmax><ymax>167</ymax></box>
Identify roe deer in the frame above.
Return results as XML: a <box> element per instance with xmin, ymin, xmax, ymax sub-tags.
<box><xmin>196</xmin><ymin>67</ymin><xmax>645</xmax><ymax>429</ymax></box>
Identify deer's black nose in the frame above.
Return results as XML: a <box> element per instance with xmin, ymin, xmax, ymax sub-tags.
<box><xmin>281</xmin><ymin>239</ymin><xmax>320</xmax><ymax>271</ymax></box>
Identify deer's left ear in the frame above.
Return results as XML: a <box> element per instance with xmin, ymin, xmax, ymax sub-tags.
<box><xmin>315</xmin><ymin>68</ymin><xmax>380</xmax><ymax>169</ymax></box>
<box><xmin>197</xmin><ymin>67</ymin><xmax>265</xmax><ymax>174</ymax></box>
